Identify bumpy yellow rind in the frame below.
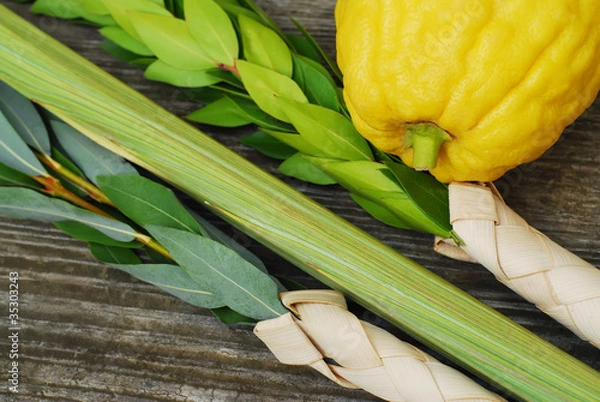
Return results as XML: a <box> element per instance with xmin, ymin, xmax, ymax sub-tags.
<box><xmin>336</xmin><ymin>0</ymin><xmax>600</xmax><ymax>182</ymax></box>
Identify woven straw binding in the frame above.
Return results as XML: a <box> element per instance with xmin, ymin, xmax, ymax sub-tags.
<box><xmin>254</xmin><ymin>289</ymin><xmax>504</xmax><ymax>402</ymax></box>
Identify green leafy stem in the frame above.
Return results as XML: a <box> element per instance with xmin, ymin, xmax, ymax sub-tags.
<box><xmin>0</xmin><ymin>80</ymin><xmax>287</xmax><ymax>323</ymax></box>
<box><xmin>19</xmin><ymin>0</ymin><xmax>459</xmax><ymax>243</ymax></box>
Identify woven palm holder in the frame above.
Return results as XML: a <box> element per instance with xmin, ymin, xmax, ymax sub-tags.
<box><xmin>254</xmin><ymin>289</ymin><xmax>504</xmax><ymax>402</ymax></box>
<box><xmin>436</xmin><ymin>182</ymin><xmax>600</xmax><ymax>348</ymax></box>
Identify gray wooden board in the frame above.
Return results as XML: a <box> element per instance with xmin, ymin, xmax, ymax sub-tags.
<box><xmin>0</xmin><ymin>1</ymin><xmax>598</xmax><ymax>401</ymax></box>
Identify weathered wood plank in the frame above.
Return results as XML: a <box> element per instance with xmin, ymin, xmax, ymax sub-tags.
<box><xmin>0</xmin><ymin>1</ymin><xmax>599</xmax><ymax>401</ymax></box>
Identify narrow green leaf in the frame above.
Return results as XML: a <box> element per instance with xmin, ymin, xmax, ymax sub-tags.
<box><xmin>239</xmin><ymin>130</ymin><xmax>296</xmax><ymax>160</ymax></box>
<box><xmin>385</xmin><ymin>161</ymin><xmax>452</xmax><ymax>235</ymax></box>
<box><xmin>278</xmin><ymin>153</ymin><xmax>336</xmax><ymax>185</ymax></box>
<box><xmin>236</xmin><ymin>60</ymin><xmax>308</xmax><ymax>123</ymax></box>
<box><xmin>211</xmin><ymin>307</ymin><xmax>256</xmax><ymax>324</ymax></box>
<box><xmin>0</xmin><ymin>81</ymin><xmax>50</xmax><ymax>154</ymax></box>
<box><xmin>292</xmin><ymin>54</ymin><xmax>340</xmax><ymax>111</ymax></box>
<box><xmin>290</xmin><ymin>17</ymin><xmax>343</xmax><ymax>82</ymax></box>
<box><xmin>277</xmin><ymin>99</ymin><xmax>372</xmax><ymax>161</ymax></box>
<box><xmin>56</xmin><ymin>221</ymin><xmax>142</xmax><ymax>248</ymax></box>
<box><xmin>186</xmin><ymin>96</ymin><xmax>253</xmax><ymax>127</ymax></box>
<box><xmin>225</xmin><ymin>96</ymin><xmax>295</xmax><ymax>132</ymax></box>
<box><xmin>79</xmin><ymin>10</ymin><xmax>116</xmax><ymax>26</ymax></box>
<box><xmin>99</xmin><ymin>26</ymin><xmax>154</xmax><ymax>56</ymax></box>
<box><xmin>30</xmin><ymin>0</ymin><xmax>86</xmax><ymax>19</ymax></box>
<box><xmin>349</xmin><ymin>193</ymin><xmax>412</xmax><ymax>229</ymax></box>
<box><xmin>147</xmin><ymin>225</ymin><xmax>286</xmax><ymax>320</ymax></box>
<box><xmin>102</xmin><ymin>0</ymin><xmax>171</xmax><ymax>41</ymax></box>
<box><xmin>239</xmin><ymin>13</ymin><xmax>292</xmax><ymax>77</ymax></box>
<box><xmin>186</xmin><ymin>209</ymin><xmax>268</xmax><ymax>273</ymax></box>
<box><xmin>90</xmin><ymin>242</ymin><xmax>224</xmax><ymax>308</ymax></box>
<box><xmin>51</xmin><ymin>120</ymin><xmax>138</xmax><ymax>185</ymax></box>
<box><xmin>206</xmin><ymin>69</ymin><xmax>244</xmax><ymax>89</ymax></box>
<box><xmin>118</xmin><ymin>262</ymin><xmax>224</xmax><ymax>309</ymax></box>
<box><xmin>145</xmin><ymin>61</ymin><xmax>222</xmax><ymax>88</ymax></box>
<box><xmin>216</xmin><ymin>2</ymin><xmax>259</xmax><ymax>22</ymax></box>
<box><xmin>263</xmin><ymin>129</ymin><xmax>329</xmax><ymax>158</ymax></box>
<box><xmin>0</xmin><ymin>187</ymin><xmax>137</xmax><ymax>242</ymax></box>
<box><xmin>0</xmin><ymin>161</ymin><xmax>42</xmax><ymax>189</ymax></box>
<box><xmin>80</xmin><ymin>0</ymin><xmax>110</xmax><ymax>15</ymax></box>
<box><xmin>100</xmin><ymin>39</ymin><xmax>153</xmax><ymax>65</ymax></box>
<box><xmin>185</xmin><ymin>0</ymin><xmax>239</xmax><ymax>65</ymax></box>
<box><xmin>50</xmin><ymin>146</ymin><xmax>88</xmax><ymax>197</ymax></box>
<box><xmin>0</xmin><ymin>110</ymin><xmax>46</xmax><ymax>177</ymax></box>
<box><xmin>97</xmin><ymin>174</ymin><xmax>203</xmax><ymax>235</ymax></box>
<box><xmin>313</xmin><ymin>160</ymin><xmax>401</xmax><ymax>194</ymax></box>
<box><xmin>89</xmin><ymin>242</ymin><xmax>142</xmax><ymax>264</ymax></box>
<box><xmin>129</xmin><ymin>11</ymin><xmax>215</xmax><ymax>70</ymax></box>
<box><xmin>287</xmin><ymin>34</ymin><xmax>321</xmax><ymax>63</ymax></box>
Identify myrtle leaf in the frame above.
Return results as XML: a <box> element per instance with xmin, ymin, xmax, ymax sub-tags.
<box><xmin>30</xmin><ymin>0</ymin><xmax>87</xmax><ymax>19</ymax></box>
<box><xmin>239</xmin><ymin>13</ymin><xmax>292</xmax><ymax>77</ymax></box>
<box><xmin>102</xmin><ymin>0</ymin><xmax>171</xmax><ymax>41</ymax></box>
<box><xmin>185</xmin><ymin>0</ymin><xmax>239</xmax><ymax>65</ymax></box>
<box><xmin>129</xmin><ymin>11</ymin><xmax>215</xmax><ymax>70</ymax></box>
<box><xmin>279</xmin><ymin>153</ymin><xmax>336</xmax><ymax>185</ymax></box>
<box><xmin>236</xmin><ymin>60</ymin><xmax>307</xmax><ymax>123</ymax></box>
<box><xmin>0</xmin><ymin>187</ymin><xmax>137</xmax><ymax>242</ymax></box>
<box><xmin>287</xmin><ymin>34</ymin><xmax>321</xmax><ymax>63</ymax></box>
<box><xmin>0</xmin><ymin>81</ymin><xmax>50</xmax><ymax>154</ymax></box>
<box><xmin>312</xmin><ymin>160</ymin><xmax>401</xmax><ymax>194</ymax></box>
<box><xmin>239</xmin><ymin>131</ymin><xmax>297</xmax><ymax>160</ymax></box>
<box><xmin>277</xmin><ymin>99</ymin><xmax>372</xmax><ymax>161</ymax></box>
<box><xmin>97</xmin><ymin>174</ymin><xmax>203</xmax><ymax>235</ymax></box>
<box><xmin>350</xmin><ymin>193</ymin><xmax>412</xmax><ymax>229</ymax></box>
<box><xmin>51</xmin><ymin>120</ymin><xmax>138</xmax><ymax>185</ymax></box>
<box><xmin>55</xmin><ymin>221</ymin><xmax>142</xmax><ymax>248</ymax></box>
<box><xmin>292</xmin><ymin>54</ymin><xmax>340</xmax><ymax>111</ymax></box>
<box><xmin>145</xmin><ymin>60</ymin><xmax>222</xmax><ymax>88</ymax></box>
<box><xmin>0</xmin><ymin>110</ymin><xmax>46</xmax><ymax>177</ymax></box>
<box><xmin>147</xmin><ymin>225</ymin><xmax>286</xmax><ymax>320</ymax></box>
<box><xmin>224</xmin><ymin>96</ymin><xmax>295</xmax><ymax>132</ymax></box>
<box><xmin>99</xmin><ymin>26</ymin><xmax>154</xmax><ymax>56</ymax></box>
<box><xmin>80</xmin><ymin>0</ymin><xmax>111</xmax><ymax>15</ymax></box>
<box><xmin>210</xmin><ymin>307</ymin><xmax>256</xmax><ymax>324</ymax></box>
<box><xmin>385</xmin><ymin>161</ymin><xmax>452</xmax><ymax>237</ymax></box>
<box><xmin>0</xmin><ymin>161</ymin><xmax>42</xmax><ymax>189</ymax></box>
<box><xmin>262</xmin><ymin>129</ymin><xmax>330</xmax><ymax>158</ymax></box>
<box><xmin>100</xmin><ymin>39</ymin><xmax>153</xmax><ymax>65</ymax></box>
<box><xmin>186</xmin><ymin>96</ymin><xmax>254</xmax><ymax>127</ymax></box>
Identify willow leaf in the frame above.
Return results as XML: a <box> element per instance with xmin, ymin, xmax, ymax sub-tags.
<box><xmin>239</xmin><ymin>13</ymin><xmax>292</xmax><ymax>77</ymax></box>
<box><xmin>236</xmin><ymin>60</ymin><xmax>307</xmax><ymax>123</ymax></box>
<box><xmin>102</xmin><ymin>0</ymin><xmax>171</xmax><ymax>41</ymax></box>
<box><xmin>278</xmin><ymin>153</ymin><xmax>336</xmax><ymax>185</ymax></box>
<box><xmin>51</xmin><ymin>120</ymin><xmax>138</xmax><ymax>185</ymax></box>
<box><xmin>147</xmin><ymin>225</ymin><xmax>286</xmax><ymax>320</ymax></box>
<box><xmin>0</xmin><ymin>110</ymin><xmax>46</xmax><ymax>177</ymax></box>
<box><xmin>0</xmin><ymin>187</ymin><xmax>136</xmax><ymax>242</ymax></box>
<box><xmin>99</xmin><ymin>26</ymin><xmax>154</xmax><ymax>56</ymax></box>
<box><xmin>97</xmin><ymin>174</ymin><xmax>203</xmax><ymax>235</ymax></box>
<box><xmin>89</xmin><ymin>242</ymin><xmax>141</xmax><ymax>264</ymax></box>
<box><xmin>129</xmin><ymin>11</ymin><xmax>215</xmax><ymax>70</ymax></box>
<box><xmin>0</xmin><ymin>161</ymin><xmax>42</xmax><ymax>189</ymax></box>
<box><xmin>185</xmin><ymin>0</ymin><xmax>238</xmax><ymax>66</ymax></box>
<box><xmin>56</xmin><ymin>221</ymin><xmax>142</xmax><ymax>248</ymax></box>
<box><xmin>0</xmin><ymin>81</ymin><xmax>50</xmax><ymax>154</ymax></box>
<box><xmin>145</xmin><ymin>61</ymin><xmax>222</xmax><ymax>88</ymax></box>
<box><xmin>277</xmin><ymin>99</ymin><xmax>372</xmax><ymax>161</ymax></box>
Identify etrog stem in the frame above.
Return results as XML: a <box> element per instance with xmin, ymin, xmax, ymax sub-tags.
<box><xmin>404</xmin><ymin>123</ymin><xmax>451</xmax><ymax>170</ymax></box>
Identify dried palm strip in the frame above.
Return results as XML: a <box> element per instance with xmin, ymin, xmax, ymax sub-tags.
<box><xmin>0</xmin><ymin>6</ymin><xmax>599</xmax><ymax>401</ymax></box>
<box><xmin>255</xmin><ymin>290</ymin><xmax>505</xmax><ymax>402</ymax></box>
<box><xmin>437</xmin><ymin>183</ymin><xmax>600</xmax><ymax>348</ymax></box>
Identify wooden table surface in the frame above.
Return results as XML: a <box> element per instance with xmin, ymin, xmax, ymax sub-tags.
<box><xmin>0</xmin><ymin>1</ymin><xmax>598</xmax><ymax>401</ymax></box>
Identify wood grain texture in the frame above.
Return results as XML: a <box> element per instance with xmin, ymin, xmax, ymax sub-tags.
<box><xmin>0</xmin><ymin>1</ymin><xmax>599</xmax><ymax>401</ymax></box>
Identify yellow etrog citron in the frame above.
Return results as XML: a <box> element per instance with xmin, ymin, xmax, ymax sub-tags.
<box><xmin>335</xmin><ymin>0</ymin><xmax>600</xmax><ymax>183</ymax></box>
